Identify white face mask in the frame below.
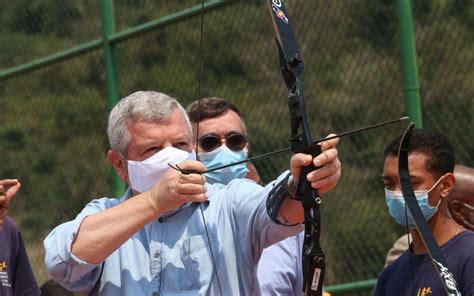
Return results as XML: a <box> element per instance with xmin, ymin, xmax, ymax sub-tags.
<box><xmin>127</xmin><ymin>147</ymin><xmax>196</xmax><ymax>193</ymax></box>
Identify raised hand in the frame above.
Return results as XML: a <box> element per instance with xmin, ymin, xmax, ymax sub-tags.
<box><xmin>290</xmin><ymin>134</ymin><xmax>341</xmax><ymax>194</ymax></box>
<box><xmin>0</xmin><ymin>179</ymin><xmax>21</xmax><ymax>231</ymax></box>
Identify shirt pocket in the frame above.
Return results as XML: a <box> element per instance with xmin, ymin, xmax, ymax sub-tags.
<box><xmin>178</xmin><ymin>234</ymin><xmax>215</xmax><ymax>291</ymax></box>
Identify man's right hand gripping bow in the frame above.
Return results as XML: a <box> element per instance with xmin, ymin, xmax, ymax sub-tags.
<box><xmin>282</xmin><ymin>134</ymin><xmax>341</xmax><ymax>224</ymax></box>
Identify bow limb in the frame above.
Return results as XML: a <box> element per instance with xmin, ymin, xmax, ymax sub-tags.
<box><xmin>266</xmin><ymin>1</ymin><xmax>325</xmax><ymax>295</ymax></box>
<box><xmin>397</xmin><ymin>123</ymin><xmax>460</xmax><ymax>295</ymax></box>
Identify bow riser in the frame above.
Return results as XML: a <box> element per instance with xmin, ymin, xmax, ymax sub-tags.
<box><xmin>267</xmin><ymin>1</ymin><xmax>325</xmax><ymax>295</ymax></box>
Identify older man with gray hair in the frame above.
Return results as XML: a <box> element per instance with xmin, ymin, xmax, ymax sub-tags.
<box><xmin>44</xmin><ymin>91</ymin><xmax>342</xmax><ymax>295</ymax></box>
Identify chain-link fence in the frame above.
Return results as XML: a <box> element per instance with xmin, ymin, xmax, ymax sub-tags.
<box><xmin>1</xmin><ymin>0</ymin><xmax>472</xmax><ymax>294</ymax></box>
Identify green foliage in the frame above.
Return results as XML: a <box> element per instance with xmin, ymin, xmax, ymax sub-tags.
<box><xmin>4</xmin><ymin>1</ymin><xmax>79</xmax><ymax>35</ymax></box>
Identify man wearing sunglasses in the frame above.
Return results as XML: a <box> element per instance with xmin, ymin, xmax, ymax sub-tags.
<box><xmin>186</xmin><ymin>97</ymin><xmax>261</xmax><ymax>185</ymax></box>
<box><xmin>187</xmin><ymin>97</ymin><xmax>325</xmax><ymax>296</ymax></box>
<box><xmin>44</xmin><ymin>91</ymin><xmax>341</xmax><ymax>295</ymax></box>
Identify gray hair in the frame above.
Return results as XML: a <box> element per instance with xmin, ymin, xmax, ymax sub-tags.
<box><xmin>107</xmin><ymin>91</ymin><xmax>192</xmax><ymax>156</ymax></box>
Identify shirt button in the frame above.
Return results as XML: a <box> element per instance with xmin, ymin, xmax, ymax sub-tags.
<box><xmin>152</xmin><ymin>292</ymin><xmax>159</xmax><ymax>296</ymax></box>
<box><xmin>158</xmin><ymin>217</ymin><xmax>163</xmax><ymax>223</ymax></box>
<box><xmin>154</xmin><ymin>251</ymin><xmax>160</xmax><ymax>258</ymax></box>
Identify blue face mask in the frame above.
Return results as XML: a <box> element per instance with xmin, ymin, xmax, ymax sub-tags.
<box><xmin>199</xmin><ymin>145</ymin><xmax>249</xmax><ymax>185</ymax></box>
<box><xmin>384</xmin><ymin>177</ymin><xmax>443</xmax><ymax>229</ymax></box>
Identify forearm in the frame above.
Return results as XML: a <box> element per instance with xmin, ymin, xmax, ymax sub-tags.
<box><xmin>277</xmin><ymin>175</ymin><xmax>304</xmax><ymax>224</ymax></box>
<box><xmin>71</xmin><ymin>192</ymin><xmax>161</xmax><ymax>264</ymax></box>
<box><xmin>279</xmin><ymin>199</ymin><xmax>304</xmax><ymax>224</ymax></box>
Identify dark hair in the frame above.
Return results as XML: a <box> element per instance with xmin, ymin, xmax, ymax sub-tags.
<box><xmin>186</xmin><ymin>97</ymin><xmax>243</xmax><ymax>123</ymax></box>
<box><xmin>384</xmin><ymin>128</ymin><xmax>455</xmax><ymax>178</ymax></box>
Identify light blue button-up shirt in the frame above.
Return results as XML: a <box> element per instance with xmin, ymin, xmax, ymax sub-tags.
<box><xmin>257</xmin><ymin>232</ymin><xmax>304</xmax><ymax>296</ymax></box>
<box><xmin>44</xmin><ymin>173</ymin><xmax>303</xmax><ymax>295</ymax></box>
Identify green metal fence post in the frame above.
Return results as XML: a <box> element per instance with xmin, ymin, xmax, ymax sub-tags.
<box><xmin>100</xmin><ymin>0</ymin><xmax>125</xmax><ymax>196</ymax></box>
<box><xmin>397</xmin><ymin>0</ymin><xmax>423</xmax><ymax>128</ymax></box>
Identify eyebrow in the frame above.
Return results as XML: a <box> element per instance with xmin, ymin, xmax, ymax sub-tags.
<box><xmin>225</xmin><ymin>131</ymin><xmax>246</xmax><ymax>136</ymax></box>
<box><xmin>199</xmin><ymin>132</ymin><xmax>219</xmax><ymax>138</ymax></box>
<box><xmin>381</xmin><ymin>173</ymin><xmax>425</xmax><ymax>183</ymax></box>
<box><xmin>199</xmin><ymin>131</ymin><xmax>245</xmax><ymax>138</ymax></box>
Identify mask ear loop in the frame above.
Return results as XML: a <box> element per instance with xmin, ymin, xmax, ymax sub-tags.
<box><xmin>430</xmin><ymin>198</ymin><xmax>442</xmax><ymax>210</ymax></box>
<box><xmin>412</xmin><ymin>174</ymin><xmax>445</xmax><ymax>195</ymax></box>
<box><xmin>426</xmin><ymin>174</ymin><xmax>447</xmax><ymax>209</ymax></box>
<box><xmin>427</xmin><ymin>174</ymin><xmax>445</xmax><ymax>192</ymax></box>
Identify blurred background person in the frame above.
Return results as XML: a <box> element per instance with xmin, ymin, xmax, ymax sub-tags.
<box><xmin>447</xmin><ymin>165</ymin><xmax>474</xmax><ymax>231</ymax></box>
<box><xmin>0</xmin><ymin>179</ymin><xmax>41</xmax><ymax>296</ymax></box>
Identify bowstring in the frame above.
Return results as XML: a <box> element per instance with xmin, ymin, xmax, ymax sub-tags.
<box><xmin>196</xmin><ymin>1</ymin><xmax>223</xmax><ymax>294</ymax></box>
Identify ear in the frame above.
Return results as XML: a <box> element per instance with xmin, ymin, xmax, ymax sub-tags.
<box><xmin>107</xmin><ymin>149</ymin><xmax>128</xmax><ymax>182</ymax></box>
<box><xmin>448</xmin><ymin>200</ymin><xmax>465</xmax><ymax>224</ymax></box>
<box><xmin>245</xmin><ymin>143</ymin><xmax>250</xmax><ymax>156</ymax></box>
<box><xmin>439</xmin><ymin>173</ymin><xmax>455</xmax><ymax>199</ymax></box>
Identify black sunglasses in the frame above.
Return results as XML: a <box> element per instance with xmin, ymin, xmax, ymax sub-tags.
<box><xmin>198</xmin><ymin>132</ymin><xmax>247</xmax><ymax>152</ymax></box>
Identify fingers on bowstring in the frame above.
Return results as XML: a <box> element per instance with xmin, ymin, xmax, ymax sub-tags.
<box><xmin>176</xmin><ymin>172</ymin><xmax>207</xmax><ymax>196</ymax></box>
<box><xmin>180</xmin><ymin>160</ymin><xmax>206</xmax><ymax>172</ymax></box>
<box><xmin>184</xmin><ymin>193</ymin><xmax>208</xmax><ymax>203</ymax></box>
<box><xmin>178</xmin><ymin>182</ymin><xmax>207</xmax><ymax>194</ymax></box>
<box><xmin>177</xmin><ymin>182</ymin><xmax>208</xmax><ymax>203</ymax></box>
<box><xmin>179</xmin><ymin>171</ymin><xmax>206</xmax><ymax>185</ymax></box>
